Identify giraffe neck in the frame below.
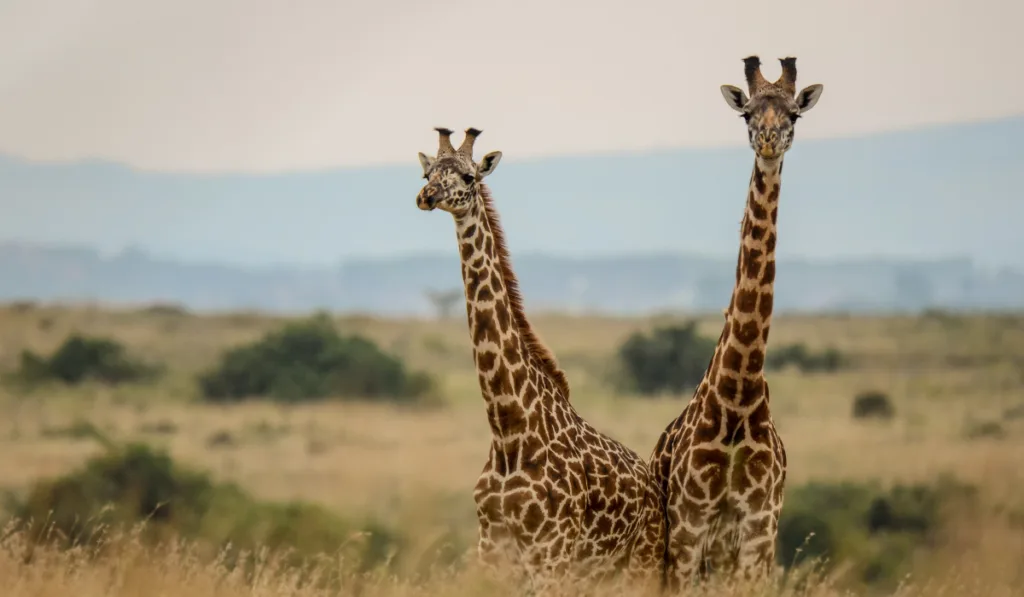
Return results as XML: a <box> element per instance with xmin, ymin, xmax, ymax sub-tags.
<box><xmin>720</xmin><ymin>156</ymin><xmax>782</xmax><ymax>388</ymax></box>
<box><xmin>452</xmin><ymin>184</ymin><xmax>571</xmax><ymax>442</ymax></box>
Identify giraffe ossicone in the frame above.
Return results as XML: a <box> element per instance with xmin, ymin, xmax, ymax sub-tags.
<box><xmin>416</xmin><ymin>127</ymin><xmax>666</xmax><ymax>594</ymax></box>
<box><xmin>649</xmin><ymin>56</ymin><xmax>823</xmax><ymax>592</ymax></box>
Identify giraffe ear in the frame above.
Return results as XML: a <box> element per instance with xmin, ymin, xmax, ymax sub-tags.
<box><xmin>795</xmin><ymin>84</ymin><xmax>823</xmax><ymax>113</ymax></box>
<box><xmin>720</xmin><ymin>85</ymin><xmax>748</xmax><ymax>113</ymax></box>
<box><xmin>478</xmin><ymin>151</ymin><xmax>502</xmax><ymax>179</ymax></box>
<box><xmin>417</xmin><ymin>152</ymin><xmax>434</xmax><ymax>175</ymax></box>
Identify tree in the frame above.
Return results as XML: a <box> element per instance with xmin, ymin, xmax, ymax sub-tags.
<box><xmin>424</xmin><ymin>288</ymin><xmax>463</xmax><ymax>320</ymax></box>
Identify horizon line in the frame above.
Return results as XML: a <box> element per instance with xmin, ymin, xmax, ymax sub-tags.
<box><xmin>0</xmin><ymin>240</ymin><xmax>1008</xmax><ymax>273</ymax></box>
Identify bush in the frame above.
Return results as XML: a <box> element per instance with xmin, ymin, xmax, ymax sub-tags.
<box><xmin>1003</xmin><ymin>403</ymin><xmax>1024</xmax><ymax>421</ymax></box>
<box><xmin>766</xmin><ymin>343</ymin><xmax>845</xmax><ymax>373</ymax></box>
<box><xmin>139</xmin><ymin>302</ymin><xmax>190</xmax><ymax>317</ymax></box>
<box><xmin>7</xmin><ymin>441</ymin><xmax>402</xmax><ymax>571</ymax></box>
<box><xmin>777</xmin><ymin>481</ymin><xmax>874</xmax><ymax>568</ymax></box>
<box><xmin>963</xmin><ymin>420</ymin><xmax>1005</xmax><ymax>440</ymax></box>
<box><xmin>40</xmin><ymin>419</ymin><xmax>105</xmax><ymax>441</ymax></box>
<box><xmin>14</xmin><ymin>334</ymin><xmax>161</xmax><ymax>386</ymax></box>
<box><xmin>617</xmin><ymin>322</ymin><xmax>716</xmax><ymax>396</ymax></box>
<box><xmin>778</xmin><ymin>477</ymin><xmax>976</xmax><ymax>589</ymax></box>
<box><xmin>852</xmin><ymin>390</ymin><xmax>896</xmax><ymax>420</ymax></box>
<box><xmin>197</xmin><ymin>314</ymin><xmax>433</xmax><ymax>404</ymax></box>
<box><xmin>7</xmin><ymin>300</ymin><xmax>37</xmax><ymax>313</ymax></box>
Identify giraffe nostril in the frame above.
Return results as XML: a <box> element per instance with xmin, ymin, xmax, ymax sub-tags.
<box><xmin>418</xmin><ymin>186</ymin><xmax>441</xmax><ymax>210</ymax></box>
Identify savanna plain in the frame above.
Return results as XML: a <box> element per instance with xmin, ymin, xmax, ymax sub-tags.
<box><xmin>0</xmin><ymin>303</ymin><xmax>1022</xmax><ymax>597</ymax></box>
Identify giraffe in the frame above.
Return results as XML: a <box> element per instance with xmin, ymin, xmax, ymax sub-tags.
<box><xmin>648</xmin><ymin>56</ymin><xmax>823</xmax><ymax>591</ymax></box>
<box><xmin>416</xmin><ymin>128</ymin><xmax>665</xmax><ymax>595</ymax></box>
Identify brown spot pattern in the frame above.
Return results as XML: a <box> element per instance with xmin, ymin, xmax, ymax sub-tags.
<box><xmin>430</xmin><ymin>183</ymin><xmax>664</xmax><ymax>591</ymax></box>
<box><xmin>651</xmin><ymin>140</ymin><xmax>790</xmax><ymax>591</ymax></box>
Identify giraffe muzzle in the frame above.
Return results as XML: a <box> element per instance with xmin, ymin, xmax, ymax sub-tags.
<box><xmin>756</xmin><ymin>130</ymin><xmax>782</xmax><ymax>159</ymax></box>
<box><xmin>417</xmin><ymin>185</ymin><xmax>441</xmax><ymax>211</ymax></box>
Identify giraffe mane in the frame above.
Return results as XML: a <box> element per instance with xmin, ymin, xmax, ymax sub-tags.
<box><xmin>478</xmin><ymin>183</ymin><xmax>572</xmax><ymax>400</ymax></box>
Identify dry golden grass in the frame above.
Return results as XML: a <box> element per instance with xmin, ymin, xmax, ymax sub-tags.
<box><xmin>0</xmin><ymin>522</ymin><xmax>1020</xmax><ymax>597</ymax></box>
<box><xmin>1</xmin><ymin>303</ymin><xmax>1023</xmax><ymax>596</ymax></box>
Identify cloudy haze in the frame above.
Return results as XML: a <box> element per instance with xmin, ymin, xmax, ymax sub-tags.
<box><xmin>1</xmin><ymin>0</ymin><xmax>1021</xmax><ymax>172</ymax></box>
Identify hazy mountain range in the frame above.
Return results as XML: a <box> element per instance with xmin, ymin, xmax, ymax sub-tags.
<box><xmin>0</xmin><ymin>245</ymin><xmax>1019</xmax><ymax>316</ymax></box>
<box><xmin>0</xmin><ymin>115</ymin><xmax>1021</xmax><ymax>315</ymax></box>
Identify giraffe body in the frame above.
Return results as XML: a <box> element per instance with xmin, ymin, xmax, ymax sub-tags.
<box><xmin>650</xmin><ymin>57</ymin><xmax>823</xmax><ymax>592</ymax></box>
<box><xmin>416</xmin><ymin>129</ymin><xmax>664</xmax><ymax>594</ymax></box>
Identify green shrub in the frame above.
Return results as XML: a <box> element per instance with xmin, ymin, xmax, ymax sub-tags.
<box><xmin>963</xmin><ymin>420</ymin><xmax>1005</xmax><ymax>440</ymax></box>
<box><xmin>139</xmin><ymin>302</ymin><xmax>190</xmax><ymax>317</ymax></box>
<box><xmin>1003</xmin><ymin>403</ymin><xmax>1024</xmax><ymax>421</ymax></box>
<box><xmin>7</xmin><ymin>442</ymin><xmax>401</xmax><ymax>571</ymax></box>
<box><xmin>14</xmin><ymin>334</ymin><xmax>161</xmax><ymax>386</ymax></box>
<box><xmin>766</xmin><ymin>343</ymin><xmax>845</xmax><ymax>373</ymax></box>
<box><xmin>39</xmin><ymin>419</ymin><xmax>104</xmax><ymax>441</ymax></box>
<box><xmin>197</xmin><ymin>314</ymin><xmax>433</xmax><ymax>404</ymax></box>
<box><xmin>137</xmin><ymin>419</ymin><xmax>179</xmax><ymax>435</ymax></box>
<box><xmin>7</xmin><ymin>300</ymin><xmax>37</xmax><ymax>313</ymax></box>
<box><xmin>778</xmin><ymin>481</ymin><xmax>873</xmax><ymax>568</ymax></box>
<box><xmin>616</xmin><ymin>322</ymin><xmax>716</xmax><ymax>396</ymax></box>
<box><xmin>852</xmin><ymin>390</ymin><xmax>896</xmax><ymax>420</ymax></box>
<box><xmin>777</xmin><ymin>477</ymin><xmax>976</xmax><ymax>589</ymax></box>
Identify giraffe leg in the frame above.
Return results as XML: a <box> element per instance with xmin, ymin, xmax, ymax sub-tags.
<box><xmin>765</xmin><ymin>506</ymin><xmax>784</xmax><ymax>578</ymax></box>
<box><xmin>476</xmin><ymin>514</ymin><xmax>525</xmax><ymax>587</ymax></box>
<box><xmin>525</xmin><ymin>573</ymin><xmax>567</xmax><ymax>597</ymax></box>
<box><xmin>476</xmin><ymin>528</ymin><xmax>503</xmax><ymax>574</ymax></box>
<box><xmin>665</xmin><ymin>495</ymin><xmax>716</xmax><ymax>593</ymax></box>
<box><xmin>700</xmin><ymin>517</ymin><xmax>740</xmax><ymax>580</ymax></box>
<box><xmin>734</xmin><ymin>510</ymin><xmax>777</xmax><ymax>583</ymax></box>
<box><xmin>518</xmin><ymin>528</ymin><xmax>582</xmax><ymax>597</ymax></box>
<box><xmin>621</xmin><ymin>500</ymin><xmax>667</xmax><ymax>594</ymax></box>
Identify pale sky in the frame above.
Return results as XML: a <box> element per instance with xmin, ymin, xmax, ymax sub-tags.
<box><xmin>0</xmin><ymin>0</ymin><xmax>1021</xmax><ymax>173</ymax></box>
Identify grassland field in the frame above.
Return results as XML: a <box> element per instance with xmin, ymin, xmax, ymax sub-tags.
<box><xmin>0</xmin><ymin>303</ymin><xmax>1022</xmax><ymax>597</ymax></box>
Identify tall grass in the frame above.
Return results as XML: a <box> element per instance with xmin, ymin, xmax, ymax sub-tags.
<box><xmin>0</xmin><ymin>306</ymin><xmax>1022</xmax><ymax>596</ymax></box>
<box><xmin>0</xmin><ymin>520</ymin><xmax>1020</xmax><ymax>597</ymax></box>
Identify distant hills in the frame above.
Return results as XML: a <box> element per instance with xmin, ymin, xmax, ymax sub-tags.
<box><xmin>1</xmin><ymin>115</ymin><xmax>1022</xmax><ymax>315</ymax></box>
<box><xmin>0</xmin><ymin>243</ymin><xmax>1020</xmax><ymax>315</ymax></box>
<box><xmin>0</xmin><ymin>115</ymin><xmax>1021</xmax><ymax>270</ymax></box>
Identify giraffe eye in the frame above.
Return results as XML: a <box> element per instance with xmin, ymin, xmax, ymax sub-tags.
<box><xmin>741</xmin><ymin>112</ymin><xmax>752</xmax><ymax>124</ymax></box>
<box><xmin>461</xmin><ymin>173</ymin><xmax>475</xmax><ymax>185</ymax></box>
<box><xmin>789</xmin><ymin>113</ymin><xmax>801</xmax><ymax>124</ymax></box>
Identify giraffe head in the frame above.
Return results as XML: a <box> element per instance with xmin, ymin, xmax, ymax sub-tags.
<box><xmin>720</xmin><ymin>56</ymin><xmax>823</xmax><ymax>160</ymax></box>
<box><xmin>416</xmin><ymin>127</ymin><xmax>503</xmax><ymax>215</ymax></box>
